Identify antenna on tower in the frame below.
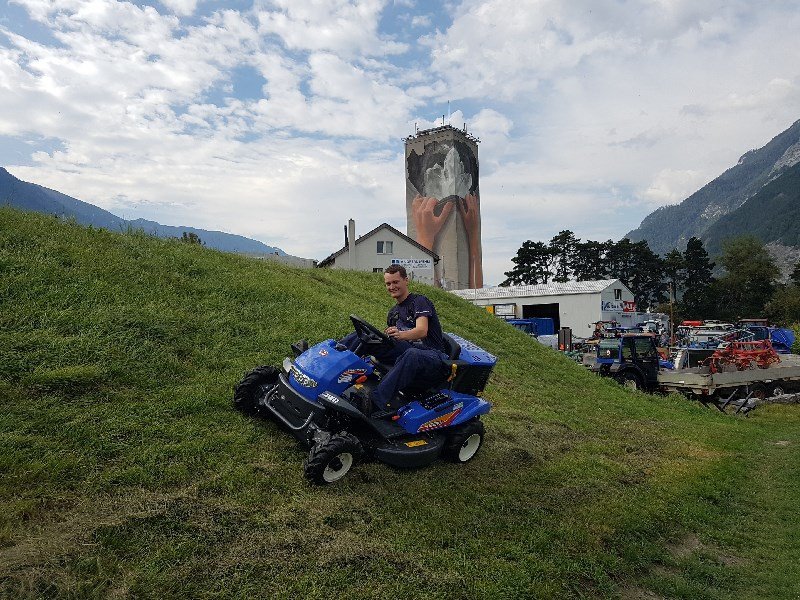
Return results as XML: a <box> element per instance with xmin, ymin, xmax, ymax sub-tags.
<box><xmin>447</xmin><ymin>100</ymin><xmax>451</xmax><ymax>124</ymax></box>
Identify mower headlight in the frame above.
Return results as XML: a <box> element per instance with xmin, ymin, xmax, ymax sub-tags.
<box><xmin>282</xmin><ymin>357</ymin><xmax>293</xmax><ymax>373</ymax></box>
<box><xmin>290</xmin><ymin>365</ymin><xmax>317</xmax><ymax>388</ymax></box>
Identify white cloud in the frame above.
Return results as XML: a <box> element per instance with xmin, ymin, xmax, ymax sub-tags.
<box><xmin>643</xmin><ymin>169</ymin><xmax>707</xmax><ymax>207</ymax></box>
<box><xmin>255</xmin><ymin>0</ymin><xmax>407</xmax><ymax>58</ymax></box>
<box><xmin>3</xmin><ymin>0</ymin><xmax>800</xmax><ymax>286</ymax></box>
<box><xmin>160</xmin><ymin>0</ymin><xmax>197</xmax><ymax>16</ymax></box>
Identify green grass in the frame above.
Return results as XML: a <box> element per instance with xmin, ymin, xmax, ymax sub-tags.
<box><xmin>1</xmin><ymin>206</ymin><xmax>798</xmax><ymax>599</ymax></box>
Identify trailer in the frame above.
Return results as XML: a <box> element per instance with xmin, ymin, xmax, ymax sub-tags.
<box><xmin>658</xmin><ymin>353</ymin><xmax>800</xmax><ymax>400</ymax></box>
<box><xmin>587</xmin><ymin>334</ymin><xmax>800</xmax><ymax>413</ymax></box>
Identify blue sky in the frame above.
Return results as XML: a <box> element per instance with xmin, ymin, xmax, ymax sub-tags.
<box><xmin>2</xmin><ymin>0</ymin><xmax>800</xmax><ymax>285</ymax></box>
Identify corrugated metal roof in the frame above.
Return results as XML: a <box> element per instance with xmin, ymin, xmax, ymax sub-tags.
<box><xmin>451</xmin><ymin>279</ymin><xmax>622</xmax><ymax>300</ymax></box>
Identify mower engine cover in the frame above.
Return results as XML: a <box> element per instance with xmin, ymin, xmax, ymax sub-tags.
<box><xmin>287</xmin><ymin>339</ymin><xmax>374</xmax><ymax>400</ymax></box>
<box><xmin>395</xmin><ymin>392</ymin><xmax>491</xmax><ymax>434</ymax></box>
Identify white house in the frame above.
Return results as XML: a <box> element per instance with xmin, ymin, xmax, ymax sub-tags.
<box><xmin>318</xmin><ymin>220</ymin><xmax>439</xmax><ymax>286</ymax></box>
<box><xmin>451</xmin><ymin>279</ymin><xmax>643</xmax><ymax>338</ymax></box>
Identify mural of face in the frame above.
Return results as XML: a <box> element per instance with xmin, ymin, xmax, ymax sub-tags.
<box><xmin>406</xmin><ymin>136</ymin><xmax>483</xmax><ymax>289</ymax></box>
<box><xmin>407</xmin><ymin>139</ymin><xmax>479</xmax><ymax>201</ymax></box>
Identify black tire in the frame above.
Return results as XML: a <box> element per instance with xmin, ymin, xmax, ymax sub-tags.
<box><xmin>443</xmin><ymin>420</ymin><xmax>485</xmax><ymax>463</ymax></box>
<box><xmin>748</xmin><ymin>383</ymin><xmax>767</xmax><ymax>400</ymax></box>
<box><xmin>618</xmin><ymin>372</ymin><xmax>642</xmax><ymax>392</ymax></box>
<box><xmin>768</xmin><ymin>382</ymin><xmax>786</xmax><ymax>397</ymax></box>
<box><xmin>233</xmin><ymin>365</ymin><xmax>280</xmax><ymax>415</ymax></box>
<box><xmin>304</xmin><ymin>433</ymin><xmax>362</xmax><ymax>485</ymax></box>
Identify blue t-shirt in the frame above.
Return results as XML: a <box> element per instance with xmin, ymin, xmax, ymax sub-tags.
<box><xmin>387</xmin><ymin>293</ymin><xmax>445</xmax><ymax>352</ymax></box>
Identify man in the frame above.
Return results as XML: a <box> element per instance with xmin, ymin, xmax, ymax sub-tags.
<box><xmin>352</xmin><ymin>264</ymin><xmax>450</xmax><ymax>412</ymax></box>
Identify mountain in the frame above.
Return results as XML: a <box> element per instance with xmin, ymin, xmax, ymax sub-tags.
<box><xmin>702</xmin><ymin>161</ymin><xmax>800</xmax><ymax>255</ymax></box>
<box><xmin>626</xmin><ymin>119</ymin><xmax>800</xmax><ymax>255</ymax></box>
<box><xmin>0</xmin><ymin>167</ymin><xmax>287</xmax><ymax>256</ymax></box>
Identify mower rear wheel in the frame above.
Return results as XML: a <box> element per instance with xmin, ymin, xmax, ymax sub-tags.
<box><xmin>304</xmin><ymin>433</ymin><xmax>363</xmax><ymax>485</ymax></box>
<box><xmin>443</xmin><ymin>420</ymin><xmax>485</xmax><ymax>463</ymax></box>
<box><xmin>233</xmin><ymin>365</ymin><xmax>280</xmax><ymax>415</ymax></box>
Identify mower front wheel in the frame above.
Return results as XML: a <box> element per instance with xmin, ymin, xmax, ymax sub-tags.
<box><xmin>233</xmin><ymin>365</ymin><xmax>280</xmax><ymax>415</ymax></box>
<box><xmin>304</xmin><ymin>433</ymin><xmax>363</xmax><ymax>485</ymax></box>
<box><xmin>443</xmin><ymin>420</ymin><xmax>485</xmax><ymax>463</ymax></box>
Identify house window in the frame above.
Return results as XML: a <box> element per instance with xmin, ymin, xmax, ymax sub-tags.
<box><xmin>373</xmin><ymin>268</ymin><xmax>382</xmax><ymax>273</ymax></box>
<box><xmin>377</xmin><ymin>240</ymin><xmax>393</xmax><ymax>254</ymax></box>
<box><xmin>614</xmin><ymin>288</ymin><xmax>622</xmax><ymax>300</ymax></box>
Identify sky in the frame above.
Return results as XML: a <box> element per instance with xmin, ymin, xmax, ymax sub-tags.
<box><xmin>1</xmin><ymin>0</ymin><xmax>800</xmax><ymax>285</ymax></box>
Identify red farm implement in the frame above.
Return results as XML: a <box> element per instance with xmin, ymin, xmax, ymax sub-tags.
<box><xmin>704</xmin><ymin>340</ymin><xmax>781</xmax><ymax>374</ymax></box>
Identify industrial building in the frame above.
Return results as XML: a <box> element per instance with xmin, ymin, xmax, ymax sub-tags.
<box><xmin>318</xmin><ymin>220</ymin><xmax>439</xmax><ymax>286</ymax></box>
<box><xmin>451</xmin><ymin>279</ymin><xmax>644</xmax><ymax>338</ymax></box>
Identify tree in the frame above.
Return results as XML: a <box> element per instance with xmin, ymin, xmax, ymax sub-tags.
<box><xmin>765</xmin><ymin>284</ymin><xmax>800</xmax><ymax>325</ymax></box>
<box><xmin>662</xmin><ymin>248</ymin><xmax>685</xmax><ymax>300</ymax></box>
<box><xmin>181</xmin><ymin>231</ymin><xmax>203</xmax><ymax>245</ymax></box>
<box><xmin>501</xmin><ymin>240</ymin><xmax>556</xmax><ymax>285</ymax></box>
<box><xmin>790</xmin><ymin>260</ymin><xmax>800</xmax><ymax>287</ymax></box>
<box><xmin>605</xmin><ymin>239</ymin><xmax>665</xmax><ymax>311</ymax></box>
<box><xmin>681</xmin><ymin>237</ymin><xmax>715</xmax><ymax>319</ymax></box>
<box><xmin>714</xmin><ymin>236</ymin><xmax>779</xmax><ymax>320</ymax></box>
<box><xmin>549</xmin><ymin>230</ymin><xmax>578</xmax><ymax>283</ymax></box>
<box><xmin>572</xmin><ymin>240</ymin><xmax>611</xmax><ymax>281</ymax></box>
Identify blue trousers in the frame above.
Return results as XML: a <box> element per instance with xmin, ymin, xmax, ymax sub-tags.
<box><xmin>340</xmin><ymin>333</ymin><xmax>448</xmax><ymax>409</ymax></box>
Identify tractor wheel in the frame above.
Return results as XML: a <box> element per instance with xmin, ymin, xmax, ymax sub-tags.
<box><xmin>443</xmin><ymin>420</ymin><xmax>485</xmax><ymax>463</ymax></box>
<box><xmin>618</xmin><ymin>372</ymin><xmax>642</xmax><ymax>391</ymax></box>
<box><xmin>748</xmin><ymin>383</ymin><xmax>767</xmax><ymax>400</ymax></box>
<box><xmin>233</xmin><ymin>365</ymin><xmax>280</xmax><ymax>415</ymax></box>
<box><xmin>304</xmin><ymin>433</ymin><xmax>362</xmax><ymax>485</ymax></box>
<box><xmin>768</xmin><ymin>383</ymin><xmax>786</xmax><ymax>397</ymax></box>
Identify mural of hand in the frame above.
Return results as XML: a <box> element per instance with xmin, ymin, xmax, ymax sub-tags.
<box><xmin>412</xmin><ymin>195</ymin><xmax>454</xmax><ymax>250</ymax></box>
<box><xmin>458</xmin><ymin>193</ymin><xmax>483</xmax><ymax>288</ymax></box>
<box><xmin>458</xmin><ymin>193</ymin><xmax>480</xmax><ymax>234</ymax></box>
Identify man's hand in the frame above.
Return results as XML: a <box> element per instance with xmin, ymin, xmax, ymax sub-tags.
<box><xmin>385</xmin><ymin>326</ymin><xmax>402</xmax><ymax>340</ymax></box>
<box><xmin>411</xmin><ymin>195</ymin><xmax>454</xmax><ymax>250</ymax></box>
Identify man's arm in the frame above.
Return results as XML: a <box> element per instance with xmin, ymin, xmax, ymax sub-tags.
<box><xmin>386</xmin><ymin>316</ymin><xmax>429</xmax><ymax>342</ymax></box>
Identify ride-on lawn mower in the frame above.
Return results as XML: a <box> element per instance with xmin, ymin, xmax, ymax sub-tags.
<box><xmin>234</xmin><ymin>315</ymin><xmax>496</xmax><ymax>485</ymax></box>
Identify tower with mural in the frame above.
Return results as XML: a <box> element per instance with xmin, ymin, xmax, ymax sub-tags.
<box><xmin>405</xmin><ymin>124</ymin><xmax>483</xmax><ymax>290</ymax></box>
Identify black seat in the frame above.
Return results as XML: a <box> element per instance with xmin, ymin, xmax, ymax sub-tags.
<box><xmin>442</xmin><ymin>333</ymin><xmax>461</xmax><ymax>361</ymax></box>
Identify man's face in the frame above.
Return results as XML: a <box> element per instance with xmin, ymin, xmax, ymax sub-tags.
<box><xmin>384</xmin><ymin>271</ymin><xmax>409</xmax><ymax>302</ymax></box>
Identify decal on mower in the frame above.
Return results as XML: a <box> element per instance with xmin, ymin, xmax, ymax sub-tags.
<box><xmin>320</xmin><ymin>392</ymin><xmax>339</xmax><ymax>403</ymax></box>
<box><xmin>418</xmin><ymin>402</ymin><xmax>463</xmax><ymax>432</ymax></box>
<box><xmin>290</xmin><ymin>365</ymin><xmax>317</xmax><ymax>388</ymax></box>
<box><xmin>337</xmin><ymin>368</ymin><xmax>367</xmax><ymax>384</ymax></box>
<box><xmin>405</xmin><ymin>439</ymin><xmax>428</xmax><ymax>447</ymax></box>
<box><xmin>319</xmin><ymin>348</ymin><xmax>328</xmax><ymax>356</ymax></box>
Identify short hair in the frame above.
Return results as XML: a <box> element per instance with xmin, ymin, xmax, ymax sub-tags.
<box><xmin>384</xmin><ymin>264</ymin><xmax>407</xmax><ymax>278</ymax></box>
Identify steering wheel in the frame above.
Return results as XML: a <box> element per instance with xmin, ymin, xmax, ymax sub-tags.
<box><xmin>350</xmin><ymin>314</ymin><xmax>393</xmax><ymax>347</ymax></box>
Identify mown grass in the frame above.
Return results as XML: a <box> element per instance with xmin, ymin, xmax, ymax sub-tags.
<box><xmin>1</xmin><ymin>206</ymin><xmax>798</xmax><ymax>599</ymax></box>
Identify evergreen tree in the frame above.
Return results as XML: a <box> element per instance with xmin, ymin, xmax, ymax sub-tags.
<box><xmin>790</xmin><ymin>260</ymin><xmax>800</xmax><ymax>287</ymax></box>
<box><xmin>572</xmin><ymin>240</ymin><xmax>611</xmax><ymax>281</ymax></box>
<box><xmin>681</xmin><ymin>237</ymin><xmax>715</xmax><ymax>319</ymax></box>
<box><xmin>663</xmin><ymin>248</ymin><xmax>686</xmax><ymax>299</ymax></box>
<box><xmin>501</xmin><ymin>240</ymin><xmax>555</xmax><ymax>286</ymax></box>
<box><xmin>549</xmin><ymin>230</ymin><xmax>579</xmax><ymax>283</ymax></box>
<box><xmin>605</xmin><ymin>239</ymin><xmax>665</xmax><ymax>311</ymax></box>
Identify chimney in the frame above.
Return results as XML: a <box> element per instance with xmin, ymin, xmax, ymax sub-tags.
<box><xmin>347</xmin><ymin>219</ymin><xmax>356</xmax><ymax>270</ymax></box>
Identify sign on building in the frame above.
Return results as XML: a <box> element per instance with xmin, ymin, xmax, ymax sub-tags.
<box><xmin>601</xmin><ymin>300</ymin><xmax>637</xmax><ymax>312</ymax></box>
<box><xmin>391</xmin><ymin>258</ymin><xmax>434</xmax><ymax>281</ymax></box>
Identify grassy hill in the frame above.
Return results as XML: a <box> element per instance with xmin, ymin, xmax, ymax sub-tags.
<box><xmin>1</xmin><ymin>207</ymin><xmax>799</xmax><ymax>599</ymax></box>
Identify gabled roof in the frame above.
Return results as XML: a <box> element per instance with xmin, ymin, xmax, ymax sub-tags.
<box><xmin>451</xmin><ymin>279</ymin><xmax>628</xmax><ymax>300</ymax></box>
<box><xmin>318</xmin><ymin>223</ymin><xmax>439</xmax><ymax>268</ymax></box>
